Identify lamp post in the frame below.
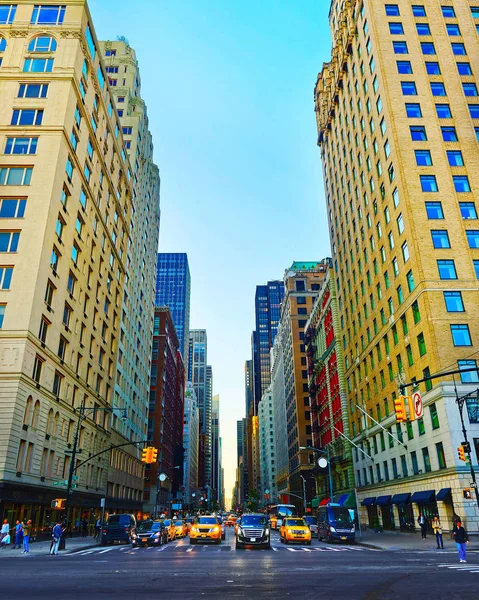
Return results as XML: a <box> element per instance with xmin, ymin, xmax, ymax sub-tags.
<box><xmin>299</xmin><ymin>475</ymin><xmax>307</xmax><ymax>515</ymax></box>
<box><xmin>300</xmin><ymin>445</ymin><xmax>333</xmax><ymax>502</ymax></box>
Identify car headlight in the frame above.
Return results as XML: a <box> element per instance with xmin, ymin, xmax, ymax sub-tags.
<box><xmin>264</xmin><ymin>528</ymin><xmax>270</xmax><ymax>535</ymax></box>
<box><xmin>351</xmin><ymin>525</ymin><xmax>355</xmax><ymax>532</ymax></box>
<box><xmin>330</xmin><ymin>526</ymin><xmax>336</xmax><ymax>533</ymax></box>
<box><xmin>131</xmin><ymin>533</ymin><xmax>137</xmax><ymax>539</ymax></box>
<box><xmin>191</xmin><ymin>527</ymin><xmax>199</xmax><ymax>533</ymax></box>
<box><xmin>237</xmin><ymin>527</ymin><xmax>243</xmax><ymax>536</ymax></box>
<box><xmin>154</xmin><ymin>532</ymin><xmax>161</xmax><ymax>538</ymax></box>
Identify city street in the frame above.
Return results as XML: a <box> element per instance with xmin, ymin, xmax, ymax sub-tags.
<box><xmin>0</xmin><ymin>530</ymin><xmax>476</xmax><ymax>599</ymax></box>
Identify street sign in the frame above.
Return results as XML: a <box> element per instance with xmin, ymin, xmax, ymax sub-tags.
<box><xmin>412</xmin><ymin>391</ymin><xmax>423</xmax><ymax>419</ymax></box>
<box><xmin>72</xmin><ymin>476</ymin><xmax>79</xmax><ymax>481</ymax></box>
<box><xmin>101</xmin><ymin>498</ymin><xmax>106</xmax><ymax>508</ymax></box>
<box><xmin>53</xmin><ymin>480</ymin><xmax>68</xmax><ymax>487</ymax></box>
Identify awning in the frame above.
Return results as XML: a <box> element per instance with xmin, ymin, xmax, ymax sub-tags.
<box><xmin>376</xmin><ymin>495</ymin><xmax>392</xmax><ymax>506</ymax></box>
<box><xmin>319</xmin><ymin>497</ymin><xmax>330</xmax><ymax>506</ymax></box>
<box><xmin>436</xmin><ymin>488</ymin><xmax>452</xmax><ymax>502</ymax></box>
<box><xmin>311</xmin><ymin>497</ymin><xmax>320</xmax><ymax>508</ymax></box>
<box><xmin>391</xmin><ymin>493</ymin><xmax>411</xmax><ymax>504</ymax></box>
<box><xmin>410</xmin><ymin>490</ymin><xmax>436</xmax><ymax>504</ymax></box>
<box><xmin>361</xmin><ymin>497</ymin><xmax>376</xmax><ymax>506</ymax></box>
<box><xmin>337</xmin><ymin>492</ymin><xmax>356</xmax><ymax>508</ymax></box>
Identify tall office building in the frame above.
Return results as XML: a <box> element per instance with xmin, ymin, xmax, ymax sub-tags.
<box><xmin>258</xmin><ymin>388</ymin><xmax>277</xmax><ymax>505</ymax></box>
<box><xmin>155</xmin><ymin>253</ymin><xmax>191</xmax><ymax>366</ymax></box>
<box><xmin>183</xmin><ymin>382</ymin><xmax>199</xmax><ymax>506</ymax></box>
<box><xmin>316</xmin><ymin>0</ymin><xmax>479</xmax><ymax>531</ymax></box>
<box><xmin>211</xmin><ymin>393</ymin><xmax>220</xmax><ymax>501</ymax></box>
<box><xmin>0</xmin><ymin>1</ymin><xmax>158</xmax><ymax>534</ymax></box>
<box><xmin>205</xmin><ymin>365</ymin><xmax>213</xmax><ymax>488</ymax></box>
<box><xmin>188</xmin><ymin>330</ymin><xmax>209</xmax><ymax>487</ymax></box>
<box><xmin>98</xmin><ymin>38</ymin><xmax>160</xmax><ymax>514</ymax></box>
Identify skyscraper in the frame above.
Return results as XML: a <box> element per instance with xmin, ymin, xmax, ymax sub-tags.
<box><xmin>188</xmin><ymin>330</ymin><xmax>209</xmax><ymax>487</ymax></box>
<box><xmin>155</xmin><ymin>253</ymin><xmax>191</xmax><ymax>366</ymax></box>
<box><xmin>183</xmin><ymin>383</ymin><xmax>199</xmax><ymax>505</ymax></box>
<box><xmin>211</xmin><ymin>394</ymin><xmax>220</xmax><ymax>502</ymax></box>
<box><xmin>315</xmin><ymin>0</ymin><xmax>479</xmax><ymax>531</ymax></box>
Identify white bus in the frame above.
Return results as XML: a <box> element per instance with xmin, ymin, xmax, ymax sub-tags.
<box><xmin>267</xmin><ymin>504</ymin><xmax>297</xmax><ymax>529</ymax></box>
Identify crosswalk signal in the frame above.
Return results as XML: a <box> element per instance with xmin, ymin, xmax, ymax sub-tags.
<box><xmin>51</xmin><ymin>498</ymin><xmax>66</xmax><ymax>509</ymax></box>
<box><xmin>458</xmin><ymin>445</ymin><xmax>466</xmax><ymax>462</ymax></box>
<box><xmin>394</xmin><ymin>396</ymin><xmax>407</xmax><ymax>422</ymax></box>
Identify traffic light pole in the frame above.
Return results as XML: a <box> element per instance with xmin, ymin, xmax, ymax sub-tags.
<box><xmin>454</xmin><ymin>385</ymin><xmax>479</xmax><ymax>510</ymax></box>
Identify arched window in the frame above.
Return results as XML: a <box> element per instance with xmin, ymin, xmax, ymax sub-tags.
<box><xmin>28</xmin><ymin>35</ymin><xmax>57</xmax><ymax>53</ymax></box>
<box><xmin>0</xmin><ymin>37</ymin><xmax>6</xmax><ymax>52</ymax></box>
<box><xmin>23</xmin><ymin>396</ymin><xmax>33</xmax><ymax>426</ymax></box>
<box><xmin>46</xmin><ymin>408</ymin><xmax>54</xmax><ymax>436</ymax></box>
<box><xmin>32</xmin><ymin>400</ymin><xmax>41</xmax><ymax>428</ymax></box>
<box><xmin>53</xmin><ymin>411</ymin><xmax>60</xmax><ymax>437</ymax></box>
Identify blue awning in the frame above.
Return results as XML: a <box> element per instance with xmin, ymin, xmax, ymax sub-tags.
<box><xmin>410</xmin><ymin>490</ymin><xmax>436</xmax><ymax>504</ymax></box>
<box><xmin>361</xmin><ymin>497</ymin><xmax>376</xmax><ymax>506</ymax></box>
<box><xmin>391</xmin><ymin>493</ymin><xmax>411</xmax><ymax>505</ymax></box>
<box><xmin>436</xmin><ymin>488</ymin><xmax>452</xmax><ymax>502</ymax></box>
<box><xmin>376</xmin><ymin>495</ymin><xmax>392</xmax><ymax>506</ymax></box>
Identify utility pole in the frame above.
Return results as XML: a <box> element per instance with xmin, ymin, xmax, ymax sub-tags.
<box><xmin>300</xmin><ymin>475</ymin><xmax>307</xmax><ymax>515</ymax></box>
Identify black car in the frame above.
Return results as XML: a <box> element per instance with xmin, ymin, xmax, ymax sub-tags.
<box><xmin>132</xmin><ymin>520</ymin><xmax>168</xmax><ymax>547</ymax></box>
<box><xmin>101</xmin><ymin>514</ymin><xmax>136</xmax><ymax>545</ymax></box>
<box><xmin>236</xmin><ymin>514</ymin><xmax>270</xmax><ymax>550</ymax></box>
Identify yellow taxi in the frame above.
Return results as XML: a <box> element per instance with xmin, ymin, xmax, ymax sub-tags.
<box><xmin>226</xmin><ymin>514</ymin><xmax>238</xmax><ymax>528</ymax></box>
<box><xmin>162</xmin><ymin>519</ymin><xmax>176</xmax><ymax>542</ymax></box>
<box><xmin>174</xmin><ymin>520</ymin><xmax>188</xmax><ymax>538</ymax></box>
<box><xmin>189</xmin><ymin>515</ymin><xmax>222</xmax><ymax>545</ymax></box>
<box><xmin>279</xmin><ymin>517</ymin><xmax>312</xmax><ymax>545</ymax></box>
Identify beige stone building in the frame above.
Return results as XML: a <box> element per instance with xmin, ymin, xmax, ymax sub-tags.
<box><xmin>0</xmin><ymin>1</ymin><xmax>159</xmax><ymax>537</ymax></box>
<box><xmin>315</xmin><ymin>0</ymin><xmax>479</xmax><ymax>532</ymax></box>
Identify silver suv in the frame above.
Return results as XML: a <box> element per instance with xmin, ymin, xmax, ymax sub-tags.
<box><xmin>236</xmin><ymin>514</ymin><xmax>270</xmax><ymax>550</ymax></box>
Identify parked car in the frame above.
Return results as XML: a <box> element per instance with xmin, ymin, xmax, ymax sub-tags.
<box><xmin>132</xmin><ymin>520</ymin><xmax>168</xmax><ymax>547</ymax></box>
<box><xmin>235</xmin><ymin>514</ymin><xmax>270</xmax><ymax>550</ymax></box>
<box><xmin>101</xmin><ymin>514</ymin><xmax>136</xmax><ymax>545</ymax></box>
<box><xmin>304</xmin><ymin>516</ymin><xmax>318</xmax><ymax>536</ymax></box>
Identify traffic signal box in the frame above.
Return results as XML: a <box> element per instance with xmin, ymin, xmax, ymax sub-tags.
<box><xmin>394</xmin><ymin>396</ymin><xmax>408</xmax><ymax>422</ymax></box>
<box><xmin>458</xmin><ymin>445</ymin><xmax>466</xmax><ymax>462</ymax></box>
<box><xmin>141</xmin><ymin>446</ymin><xmax>159</xmax><ymax>464</ymax></box>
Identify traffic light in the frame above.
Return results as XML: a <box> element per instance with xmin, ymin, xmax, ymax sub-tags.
<box><xmin>51</xmin><ymin>498</ymin><xmax>66</xmax><ymax>509</ymax></box>
<box><xmin>141</xmin><ymin>447</ymin><xmax>159</xmax><ymax>464</ymax></box>
<box><xmin>458</xmin><ymin>445</ymin><xmax>466</xmax><ymax>462</ymax></box>
<box><xmin>394</xmin><ymin>396</ymin><xmax>407</xmax><ymax>422</ymax></box>
<box><xmin>141</xmin><ymin>447</ymin><xmax>150</xmax><ymax>463</ymax></box>
<box><xmin>151</xmin><ymin>448</ymin><xmax>158</xmax><ymax>463</ymax></box>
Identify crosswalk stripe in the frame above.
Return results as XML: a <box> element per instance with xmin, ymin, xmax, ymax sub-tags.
<box><xmin>98</xmin><ymin>548</ymin><xmax>114</xmax><ymax>554</ymax></box>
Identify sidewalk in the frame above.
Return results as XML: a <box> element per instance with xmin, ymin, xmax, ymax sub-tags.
<box><xmin>0</xmin><ymin>536</ymin><xmax>100</xmax><ymax>556</ymax></box>
<box><xmin>356</xmin><ymin>529</ymin><xmax>478</xmax><ymax>551</ymax></box>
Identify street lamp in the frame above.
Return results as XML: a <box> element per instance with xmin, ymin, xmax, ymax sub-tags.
<box><xmin>300</xmin><ymin>445</ymin><xmax>333</xmax><ymax>502</ymax></box>
<box><xmin>299</xmin><ymin>475</ymin><xmax>307</xmax><ymax>515</ymax></box>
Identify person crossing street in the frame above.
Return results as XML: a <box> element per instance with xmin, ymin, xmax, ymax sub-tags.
<box><xmin>50</xmin><ymin>521</ymin><xmax>64</xmax><ymax>555</ymax></box>
<box><xmin>452</xmin><ymin>520</ymin><xmax>469</xmax><ymax>563</ymax></box>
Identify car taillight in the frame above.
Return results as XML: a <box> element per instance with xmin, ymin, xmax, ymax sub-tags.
<box><xmin>125</xmin><ymin>527</ymin><xmax>130</xmax><ymax>531</ymax></box>
<box><xmin>102</xmin><ymin>529</ymin><xmax>106</xmax><ymax>534</ymax></box>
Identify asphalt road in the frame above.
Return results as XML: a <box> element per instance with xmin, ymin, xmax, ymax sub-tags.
<box><xmin>0</xmin><ymin>529</ymin><xmax>477</xmax><ymax>599</ymax></box>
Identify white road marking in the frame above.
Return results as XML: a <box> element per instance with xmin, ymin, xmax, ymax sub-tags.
<box><xmin>186</xmin><ymin>547</ymin><xmax>194</xmax><ymax>553</ymax></box>
<box><xmin>98</xmin><ymin>548</ymin><xmax>115</xmax><ymax>554</ymax></box>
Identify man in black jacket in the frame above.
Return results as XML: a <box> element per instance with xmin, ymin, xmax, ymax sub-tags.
<box><xmin>453</xmin><ymin>520</ymin><xmax>470</xmax><ymax>563</ymax></box>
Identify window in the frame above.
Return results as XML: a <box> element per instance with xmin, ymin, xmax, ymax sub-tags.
<box><xmin>416</xmin><ymin>23</ymin><xmax>430</xmax><ymax>35</ymax></box>
<box><xmin>412</xmin><ymin>5</ymin><xmax>426</xmax><ymax>17</ymax></box>
<box><xmin>0</xmin><ymin>231</ymin><xmax>19</xmax><ymax>252</ymax></box>
<box><xmin>31</xmin><ymin>5</ymin><xmax>65</xmax><ymax>25</ymax></box>
<box><xmin>425</xmin><ymin>201</ymin><xmax>443</xmax><ymax>219</ymax></box>
<box><xmin>420</xmin><ymin>175</ymin><xmax>438</xmax><ymax>192</ymax></box>
<box><xmin>457</xmin><ymin>62</ymin><xmax>472</xmax><ymax>75</ymax></box>
<box><xmin>474</xmin><ymin>260</ymin><xmax>479</xmax><ymax>279</ymax></box>
<box><xmin>466</xmin><ymin>230</ymin><xmax>479</xmax><ymax>248</ymax></box>
<box><xmin>407</xmin><ymin>270</ymin><xmax>415</xmax><ymax>292</ymax></box>
<box><xmin>406</xmin><ymin>104</ymin><xmax>422</xmax><ymax>119</ymax></box>
<box><xmin>122</xmin><ymin>127</ymin><xmax>133</xmax><ymax>135</ymax></box>
<box><xmin>463</xmin><ymin>83</ymin><xmax>478</xmax><ymax>97</ymax></box>
<box><xmin>44</xmin><ymin>280</ymin><xmax>54</xmax><ymax>306</ymax></box>
<box><xmin>471</xmin><ymin>7</ymin><xmax>479</xmax><ymax>18</ymax></box>
<box><xmin>425</xmin><ymin>61</ymin><xmax>441</xmax><ymax>75</ymax></box>
<box><xmin>453</xmin><ymin>176</ymin><xmax>471</xmax><ymax>193</ymax></box>
<box><xmin>441</xmin><ymin>127</ymin><xmax>457</xmax><ymax>141</ymax></box>
<box><xmin>417</xmin><ymin>332</ymin><xmax>426</xmax><ymax>356</ymax></box>
<box><xmin>421</xmin><ymin>42</ymin><xmax>436</xmax><ymax>55</ymax></box>
<box><xmin>451</xmin><ymin>324</ymin><xmax>472</xmax><ymax>346</ymax></box>
<box><xmin>23</xmin><ymin>58</ymin><xmax>53</xmax><ymax>73</ymax></box>
<box><xmin>58</xmin><ymin>335</ymin><xmax>67</xmax><ymax>360</ymax></box>
<box><xmin>412</xmin><ymin>300</ymin><xmax>421</xmax><ymax>324</ymax></box>
<box><xmin>429</xmin><ymin>403</ymin><xmax>440</xmax><ymax>430</ymax></box>
<box><xmin>0</xmin><ymin>304</ymin><xmax>5</xmax><ymax>328</ymax></box>
<box><xmin>389</xmin><ymin>22</ymin><xmax>404</xmax><ymax>34</ymax></box>
<box><xmin>18</xmin><ymin>83</ymin><xmax>48</xmax><ymax>99</ymax></box>
<box><xmin>469</xmin><ymin>105</ymin><xmax>479</xmax><ymax>119</ymax></box>
<box><xmin>397</xmin><ymin>60</ymin><xmax>412</xmax><ymax>74</ymax></box>
<box><xmin>441</xmin><ymin>6</ymin><xmax>455</xmax><ymax>18</ymax></box>
<box><xmin>459</xmin><ymin>203</ymin><xmax>477</xmax><ymax>220</ymax></box>
<box><xmin>435</xmin><ymin>103</ymin><xmax>451</xmax><ymax>118</ymax></box>
<box><xmin>451</xmin><ymin>43</ymin><xmax>466</xmax><ymax>55</ymax></box>
<box><xmin>444</xmin><ymin>291</ymin><xmax>464</xmax><ymax>312</ymax></box>
<box><xmin>436</xmin><ymin>442</ymin><xmax>446</xmax><ymax>469</ymax></box>
<box><xmin>430</xmin><ymin>82</ymin><xmax>446</xmax><ymax>96</ymax></box>
<box><xmin>71</xmin><ymin>243</ymin><xmax>79</xmax><ymax>266</ymax></box>
<box><xmin>458</xmin><ymin>360</ymin><xmax>479</xmax><ymax>383</ymax></box>
<box><xmin>437</xmin><ymin>259</ymin><xmax>457</xmax><ymax>279</ymax></box>
<box><xmin>5</xmin><ymin>138</ymin><xmax>38</xmax><ymax>155</ymax></box>
<box><xmin>65</xmin><ymin>157</ymin><xmax>73</xmax><ymax>180</ymax></box>
<box><xmin>0</xmin><ymin>5</ymin><xmax>16</xmax><ymax>24</ymax></box>
<box><xmin>11</xmin><ymin>109</ymin><xmax>43</xmax><ymax>126</ymax></box>
<box><xmin>393</xmin><ymin>41</ymin><xmax>408</xmax><ymax>54</ymax></box>
<box><xmin>446</xmin><ymin>23</ymin><xmax>461</xmax><ymax>36</ymax></box>
<box><xmin>105</xmin><ymin>49</ymin><xmax>116</xmax><ymax>57</ymax></box>
<box><xmin>431</xmin><ymin>230</ymin><xmax>450</xmax><ymax>248</ymax></box>
<box><xmin>415</xmin><ymin>149</ymin><xmax>432</xmax><ymax>165</ymax></box>
<box><xmin>446</xmin><ymin>150</ymin><xmax>464</xmax><ymax>167</ymax></box>
<box><xmin>385</xmin><ymin>5</ymin><xmax>400</xmax><ymax>16</ymax></box>
<box><xmin>410</xmin><ymin>126</ymin><xmax>427</xmax><ymax>140</ymax></box>
<box><xmin>401</xmin><ymin>241</ymin><xmax>409</xmax><ymax>262</ymax></box>
<box><xmin>85</xmin><ymin>23</ymin><xmax>96</xmax><ymax>59</ymax></box>
<box><xmin>32</xmin><ymin>355</ymin><xmax>43</xmax><ymax>383</ymax></box>
<box><xmin>28</xmin><ymin>35</ymin><xmax>57</xmax><ymax>52</ymax></box>
<box><xmin>97</xmin><ymin>66</ymin><xmax>105</xmax><ymax>90</ymax></box>
<box><xmin>0</xmin><ymin>267</ymin><xmax>12</xmax><ymax>290</ymax></box>
<box><xmin>0</xmin><ymin>167</ymin><xmax>32</xmax><ymax>186</ymax></box>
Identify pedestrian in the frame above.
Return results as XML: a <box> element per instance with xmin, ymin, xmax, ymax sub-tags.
<box><xmin>453</xmin><ymin>519</ymin><xmax>470</xmax><ymax>563</ymax></box>
<box><xmin>417</xmin><ymin>513</ymin><xmax>427</xmax><ymax>539</ymax></box>
<box><xmin>432</xmin><ymin>516</ymin><xmax>444</xmax><ymax>549</ymax></box>
<box><xmin>0</xmin><ymin>532</ymin><xmax>10</xmax><ymax>548</ymax></box>
<box><xmin>22</xmin><ymin>520</ymin><xmax>32</xmax><ymax>553</ymax></box>
<box><xmin>82</xmin><ymin>517</ymin><xmax>88</xmax><ymax>538</ymax></box>
<box><xmin>50</xmin><ymin>521</ymin><xmax>64</xmax><ymax>555</ymax></box>
<box><xmin>94</xmin><ymin>517</ymin><xmax>101</xmax><ymax>540</ymax></box>
<box><xmin>13</xmin><ymin>520</ymin><xmax>23</xmax><ymax>549</ymax></box>
<box><xmin>0</xmin><ymin>519</ymin><xmax>9</xmax><ymax>544</ymax></box>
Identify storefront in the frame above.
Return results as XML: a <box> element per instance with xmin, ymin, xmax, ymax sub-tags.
<box><xmin>410</xmin><ymin>490</ymin><xmax>437</xmax><ymax>535</ymax></box>
<box><xmin>376</xmin><ymin>495</ymin><xmax>395</xmax><ymax>531</ymax></box>
<box><xmin>391</xmin><ymin>493</ymin><xmax>415</xmax><ymax>531</ymax></box>
<box><xmin>361</xmin><ymin>497</ymin><xmax>378</xmax><ymax>529</ymax></box>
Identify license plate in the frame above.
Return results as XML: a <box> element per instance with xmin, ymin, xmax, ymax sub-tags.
<box><xmin>250</xmin><ymin>538</ymin><xmax>256</xmax><ymax>542</ymax></box>
<box><xmin>202</xmin><ymin>535</ymin><xmax>207</xmax><ymax>538</ymax></box>
<box><xmin>142</xmin><ymin>538</ymin><xmax>147</xmax><ymax>542</ymax></box>
<box><xmin>341</xmin><ymin>536</ymin><xmax>347</xmax><ymax>540</ymax></box>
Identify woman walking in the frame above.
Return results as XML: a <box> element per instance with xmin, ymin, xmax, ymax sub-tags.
<box><xmin>453</xmin><ymin>519</ymin><xmax>470</xmax><ymax>563</ymax></box>
<box><xmin>432</xmin><ymin>516</ymin><xmax>444</xmax><ymax>549</ymax></box>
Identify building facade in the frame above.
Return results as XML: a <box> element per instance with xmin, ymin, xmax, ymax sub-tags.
<box><xmin>0</xmin><ymin>0</ymin><xmax>154</xmax><ymax>536</ymax></box>
<box><xmin>271</xmin><ymin>323</ymin><xmax>289</xmax><ymax>501</ymax></box>
<box><xmin>315</xmin><ymin>0</ymin><xmax>479</xmax><ymax>531</ymax></box>
<box><xmin>155</xmin><ymin>253</ymin><xmax>191</xmax><ymax>367</ymax></box>
<box><xmin>183</xmin><ymin>382</ymin><xmax>199</xmax><ymax>506</ymax></box>
<box><xmin>211</xmin><ymin>393</ymin><xmax>220</xmax><ymax>502</ymax></box>
<box><xmin>258</xmin><ymin>387</ymin><xmax>277</xmax><ymax>506</ymax></box>
<box><xmin>145</xmin><ymin>307</ymin><xmax>184</xmax><ymax>515</ymax></box>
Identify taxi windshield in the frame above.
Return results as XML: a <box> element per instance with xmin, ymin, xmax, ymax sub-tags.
<box><xmin>285</xmin><ymin>519</ymin><xmax>306</xmax><ymax>527</ymax></box>
<box><xmin>196</xmin><ymin>517</ymin><xmax>217</xmax><ymax>525</ymax></box>
<box><xmin>174</xmin><ymin>521</ymin><xmax>184</xmax><ymax>526</ymax></box>
<box><xmin>163</xmin><ymin>520</ymin><xmax>171</xmax><ymax>526</ymax></box>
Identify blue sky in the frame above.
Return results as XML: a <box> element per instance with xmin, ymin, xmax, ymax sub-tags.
<box><xmin>89</xmin><ymin>0</ymin><xmax>332</xmax><ymax>503</ymax></box>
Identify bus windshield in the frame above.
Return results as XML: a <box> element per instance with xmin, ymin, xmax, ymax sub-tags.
<box><xmin>277</xmin><ymin>505</ymin><xmax>296</xmax><ymax>518</ymax></box>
